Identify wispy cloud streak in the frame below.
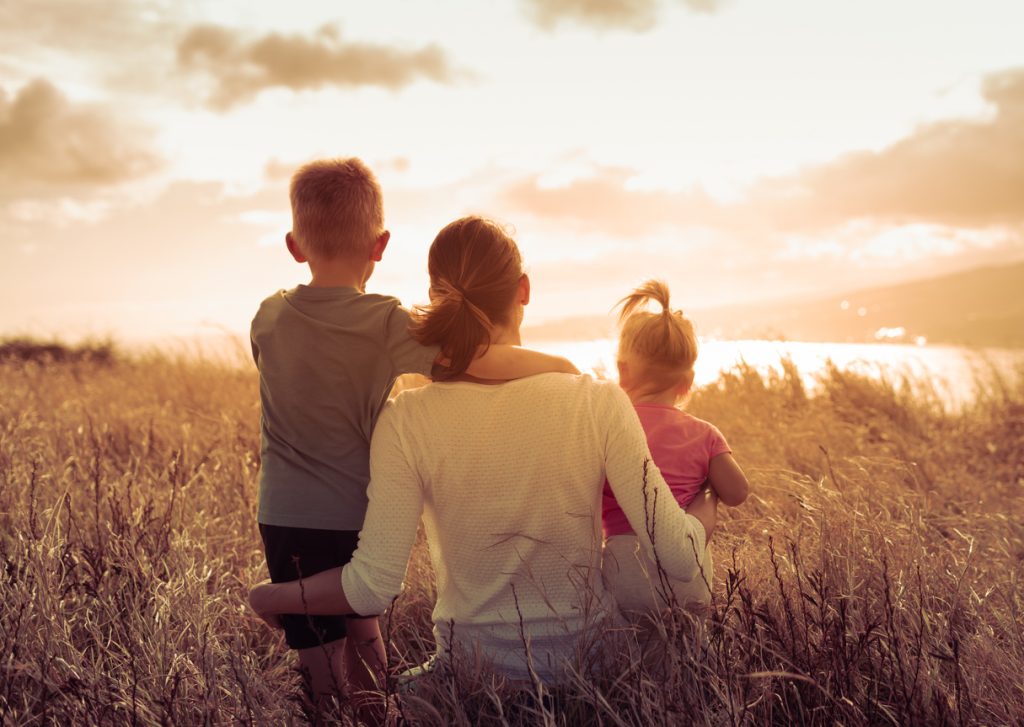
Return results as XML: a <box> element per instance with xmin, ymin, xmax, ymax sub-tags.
<box><xmin>178</xmin><ymin>24</ymin><xmax>459</xmax><ymax>110</ymax></box>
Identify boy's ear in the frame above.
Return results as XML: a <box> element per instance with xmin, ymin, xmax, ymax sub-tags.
<box><xmin>370</xmin><ymin>230</ymin><xmax>390</xmax><ymax>262</ymax></box>
<box><xmin>285</xmin><ymin>232</ymin><xmax>307</xmax><ymax>263</ymax></box>
<box><xmin>518</xmin><ymin>273</ymin><xmax>531</xmax><ymax>306</ymax></box>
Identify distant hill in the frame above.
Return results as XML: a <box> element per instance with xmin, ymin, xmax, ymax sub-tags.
<box><xmin>524</xmin><ymin>262</ymin><xmax>1024</xmax><ymax>348</ymax></box>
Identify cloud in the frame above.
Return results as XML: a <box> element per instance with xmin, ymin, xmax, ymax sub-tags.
<box><xmin>264</xmin><ymin>155</ymin><xmax>410</xmax><ymax>182</ymax></box>
<box><xmin>751</xmin><ymin>67</ymin><xmax>1024</xmax><ymax>229</ymax></box>
<box><xmin>178</xmin><ymin>24</ymin><xmax>459</xmax><ymax>110</ymax></box>
<box><xmin>0</xmin><ymin>0</ymin><xmax>182</xmax><ymax>94</ymax></box>
<box><xmin>523</xmin><ymin>0</ymin><xmax>660</xmax><ymax>31</ymax></box>
<box><xmin>522</xmin><ymin>0</ymin><xmax>727</xmax><ymax>31</ymax></box>
<box><xmin>679</xmin><ymin>0</ymin><xmax>727</xmax><ymax>12</ymax></box>
<box><xmin>501</xmin><ymin>166</ymin><xmax>726</xmax><ymax>235</ymax></box>
<box><xmin>0</xmin><ymin>0</ymin><xmax>168</xmax><ymax>53</ymax></box>
<box><xmin>0</xmin><ymin>79</ymin><xmax>160</xmax><ymax>196</ymax></box>
<box><xmin>0</xmin><ymin>179</ymin><xmax>292</xmax><ymax>339</ymax></box>
<box><xmin>501</xmin><ymin>68</ymin><xmax>1024</xmax><ymax>239</ymax></box>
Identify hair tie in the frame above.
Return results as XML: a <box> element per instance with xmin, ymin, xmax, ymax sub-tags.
<box><xmin>435</xmin><ymin>278</ymin><xmax>492</xmax><ymax>329</ymax></box>
<box><xmin>434</xmin><ymin>278</ymin><xmax>464</xmax><ymax>304</ymax></box>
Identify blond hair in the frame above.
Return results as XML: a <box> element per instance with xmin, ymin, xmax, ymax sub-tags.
<box><xmin>617</xmin><ymin>280</ymin><xmax>698</xmax><ymax>394</ymax></box>
<box><xmin>289</xmin><ymin>158</ymin><xmax>384</xmax><ymax>259</ymax></box>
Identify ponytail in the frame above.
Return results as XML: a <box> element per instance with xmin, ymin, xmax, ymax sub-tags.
<box><xmin>616</xmin><ymin>279</ymin><xmax>698</xmax><ymax>390</ymax></box>
<box><xmin>412</xmin><ymin>217</ymin><xmax>524</xmax><ymax>379</ymax></box>
<box><xmin>617</xmin><ymin>279</ymin><xmax>674</xmax><ymax>325</ymax></box>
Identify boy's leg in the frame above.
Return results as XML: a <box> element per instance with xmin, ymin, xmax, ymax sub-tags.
<box><xmin>344</xmin><ymin>616</ymin><xmax>386</xmax><ymax>722</ymax></box>
<box><xmin>297</xmin><ymin>638</ymin><xmax>347</xmax><ymax>699</ymax></box>
<box><xmin>343</xmin><ymin>616</ymin><xmax>385</xmax><ymax>692</ymax></box>
<box><xmin>259</xmin><ymin>524</ymin><xmax>359</xmax><ymax>699</ymax></box>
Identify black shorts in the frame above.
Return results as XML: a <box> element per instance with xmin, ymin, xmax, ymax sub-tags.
<box><xmin>259</xmin><ymin>524</ymin><xmax>374</xmax><ymax>650</ymax></box>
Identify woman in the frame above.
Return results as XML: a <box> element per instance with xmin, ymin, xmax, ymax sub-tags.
<box><xmin>250</xmin><ymin>216</ymin><xmax>715</xmax><ymax>684</ymax></box>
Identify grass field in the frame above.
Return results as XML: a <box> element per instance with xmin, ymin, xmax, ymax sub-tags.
<box><xmin>1</xmin><ymin>341</ymin><xmax>1022</xmax><ymax>725</ymax></box>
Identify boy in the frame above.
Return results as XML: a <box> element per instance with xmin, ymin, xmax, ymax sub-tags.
<box><xmin>251</xmin><ymin>158</ymin><xmax>574</xmax><ymax>702</ymax></box>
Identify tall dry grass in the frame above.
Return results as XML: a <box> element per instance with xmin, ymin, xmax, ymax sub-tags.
<box><xmin>0</xmin><ymin>343</ymin><xmax>1021</xmax><ymax>725</ymax></box>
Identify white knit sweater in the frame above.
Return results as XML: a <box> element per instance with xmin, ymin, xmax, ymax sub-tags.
<box><xmin>341</xmin><ymin>373</ymin><xmax>706</xmax><ymax>682</ymax></box>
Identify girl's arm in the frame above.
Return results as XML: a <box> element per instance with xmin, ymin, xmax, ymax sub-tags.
<box><xmin>250</xmin><ymin>404</ymin><xmax>425</xmax><ymax>622</ymax></box>
<box><xmin>707</xmin><ymin>453</ymin><xmax>749</xmax><ymax>507</ymax></box>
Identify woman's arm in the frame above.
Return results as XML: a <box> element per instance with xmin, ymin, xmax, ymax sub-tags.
<box><xmin>707</xmin><ymin>453</ymin><xmax>749</xmax><ymax>507</ymax></box>
<box><xmin>600</xmin><ymin>385</ymin><xmax>707</xmax><ymax>583</ymax></box>
<box><xmin>250</xmin><ymin>404</ymin><xmax>425</xmax><ymax>622</ymax></box>
<box><xmin>250</xmin><ymin>567</ymin><xmax>352</xmax><ymax>620</ymax></box>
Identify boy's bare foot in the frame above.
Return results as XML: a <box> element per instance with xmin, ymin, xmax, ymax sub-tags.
<box><xmin>249</xmin><ymin>580</ymin><xmax>283</xmax><ymax>630</ymax></box>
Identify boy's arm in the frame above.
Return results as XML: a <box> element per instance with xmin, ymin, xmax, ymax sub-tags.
<box><xmin>707</xmin><ymin>453</ymin><xmax>750</xmax><ymax>507</ymax></box>
<box><xmin>464</xmin><ymin>345</ymin><xmax>580</xmax><ymax>379</ymax></box>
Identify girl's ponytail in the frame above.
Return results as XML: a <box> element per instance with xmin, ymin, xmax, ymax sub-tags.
<box><xmin>616</xmin><ymin>279</ymin><xmax>698</xmax><ymax>392</ymax></box>
<box><xmin>617</xmin><ymin>279</ymin><xmax>674</xmax><ymax>324</ymax></box>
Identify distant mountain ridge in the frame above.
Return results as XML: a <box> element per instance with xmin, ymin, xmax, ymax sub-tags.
<box><xmin>524</xmin><ymin>262</ymin><xmax>1024</xmax><ymax>348</ymax></box>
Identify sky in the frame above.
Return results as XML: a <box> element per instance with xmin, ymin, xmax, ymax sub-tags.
<box><xmin>2</xmin><ymin>0</ymin><xmax>1024</xmax><ymax>342</ymax></box>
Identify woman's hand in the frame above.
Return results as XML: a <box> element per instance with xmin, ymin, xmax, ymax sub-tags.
<box><xmin>685</xmin><ymin>486</ymin><xmax>719</xmax><ymax>544</ymax></box>
<box><xmin>248</xmin><ymin>580</ymin><xmax>283</xmax><ymax>630</ymax></box>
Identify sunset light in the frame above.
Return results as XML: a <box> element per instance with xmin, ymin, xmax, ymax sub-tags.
<box><xmin>3</xmin><ymin>0</ymin><xmax>1023</xmax><ymax>342</ymax></box>
<box><xmin>3</xmin><ymin>3</ymin><xmax>1024</xmax><ymax>724</ymax></box>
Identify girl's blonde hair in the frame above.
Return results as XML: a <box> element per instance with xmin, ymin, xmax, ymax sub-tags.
<box><xmin>617</xmin><ymin>280</ymin><xmax>698</xmax><ymax>393</ymax></box>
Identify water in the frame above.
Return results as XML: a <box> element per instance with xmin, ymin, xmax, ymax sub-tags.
<box><xmin>137</xmin><ymin>332</ymin><xmax>1023</xmax><ymax>410</ymax></box>
<box><xmin>529</xmin><ymin>338</ymin><xmax>1024</xmax><ymax>410</ymax></box>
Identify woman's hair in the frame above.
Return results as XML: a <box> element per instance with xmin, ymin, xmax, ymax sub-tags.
<box><xmin>617</xmin><ymin>280</ymin><xmax>698</xmax><ymax>393</ymax></box>
<box><xmin>411</xmin><ymin>216</ymin><xmax>524</xmax><ymax>378</ymax></box>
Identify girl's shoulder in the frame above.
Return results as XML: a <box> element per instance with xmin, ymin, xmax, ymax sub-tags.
<box><xmin>678</xmin><ymin>410</ymin><xmax>727</xmax><ymax>437</ymax></box>
<box><xmin>636</xmin><ymin>405</ymin><xmax>721</xmax><ymax>435</ymax></box>
<box><xmin>675</xmin><ymin>411</ymin><xmax>730</xmax><ymax>451</ymax></box>
<box><xmin>675</xmin><ymin>409</ymin><xmax>716</xmax><ymax>428</ymax></box>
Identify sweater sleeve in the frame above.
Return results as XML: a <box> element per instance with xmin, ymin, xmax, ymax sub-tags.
<box><xmin>341</xmin><ymin>401</ymin><xmax>425</xmax><ymax>615</ymax></box>
<box><xmin>598</xmin><ymin>384</ymin><xmax>706</xmax><ymax>583</ymax></box>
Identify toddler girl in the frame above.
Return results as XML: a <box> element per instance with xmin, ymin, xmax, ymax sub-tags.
<box><xmin>602</xmin><ymin>280</ymin><xmax>749</xmax><ymax>612</ymax></box>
